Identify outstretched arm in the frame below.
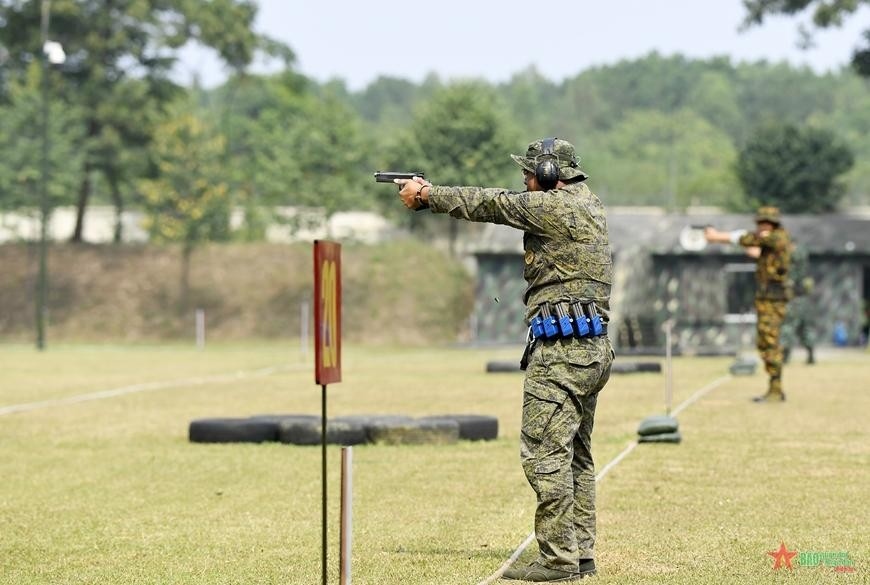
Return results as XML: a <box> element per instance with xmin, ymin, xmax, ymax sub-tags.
<box><xmin>704</xmin><ymin>226</ymin><xmax>747</xmax><ymax>245</ymax></box>
<box><xmin>394</xmin><ymin>176</ymin><xmax>570</xmax><ymax>237</ymax></box>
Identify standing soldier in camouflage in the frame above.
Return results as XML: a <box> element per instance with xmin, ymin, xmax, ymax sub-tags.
<box><xmin>781</xmin><ymin>243</ymin><xmax>816</xmax><ymax>365</ymax></box>
<box><xmin>705</xmin><ymin>206</ymin><xmax>792</xmax><ymax>402</ymax></box>
<box><xmin>396</xmin><ymin>138</ymin><xmax>614</xmax><ymax>582</ymax></box>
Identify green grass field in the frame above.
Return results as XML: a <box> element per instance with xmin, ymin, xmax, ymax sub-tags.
<box><xmin>0</xmin><ymin>343</ymin><xmax>867</xmax><ymax>584</ymax></box>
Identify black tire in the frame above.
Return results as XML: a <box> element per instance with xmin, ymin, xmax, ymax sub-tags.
<box><xmin>635</xmin><ymin>362</ymin><xmax>663</xmax><ymax>373</ymax></box>
<box><xmin>189</xmin><ymin>418</ymin><xmax>279</xmax><ymax>444</ymax></box>
<box><xmin>367</xmin><ymin>419</ymin><xmax>460</xmax><ymax>445</ymax></box>
<box><xmin>638</xmin><ymin>431</ymin><xmax>682</xmax><ymax>444</ymax></box>
<box><xmin>486</xmin><ymin>361</ymin><xmax>523</xmax><ymax>373</ymax></box>
<box><xmin>277</xmin><ymin>418</ymin><xmax>368</xmax><ymax>446</ymax></box>
<box><xmin>277</xmin><ymin>419</ymin><xmax>320</xmax><ymax>445</ymax></box>
<box><xmin>611</xmin><ymin>362</ymin><xmax>638</xmax><ymax>374</ymax></box>
<box><xmin>637</xmin><ymin>415</ymin><xmax>679</xmax><ymax>437</ymax></box>
<box><xmin>249</xmin><ymin>414</ymin><xmax>320</xmax><ymax>425</ymax></box>
<box><xmin>419</xmin><ymin>414</ymin><xmax>499</xmax><ymax>441</ymax></box>
<box><xmin>332</xmin><ymin>415</ymin><xmax>415</xmax><ymax>443</ymax></box>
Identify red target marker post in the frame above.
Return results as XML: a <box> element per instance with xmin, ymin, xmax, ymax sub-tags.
<box><xmin>313</xmin><ymin>241</ymin><xmax>344</xmax><ymax>585</ymax></box>
<box><xmin>314</xmin><ymin>240</ymin><xmax>341</xmax><ymax>387</ymax></box>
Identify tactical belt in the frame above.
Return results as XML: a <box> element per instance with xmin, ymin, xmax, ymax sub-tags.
<box><xmin>520</xmin><ymin>301</ymin><xmax>607</xmax><ymax>370</ymax></box>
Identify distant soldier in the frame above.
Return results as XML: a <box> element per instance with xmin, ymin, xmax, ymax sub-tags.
<box><xmin>705</xmin><ymin>206</ymin><xmax>792</xmax><ymax>402</ymax></box>
<box><xmin>781</xmin><ymin>243</ymin><xmax>816</xmax><ymax>364</ymax></box>
<box><xmin>395</xmin><ymin>138</ymin><xmax>612</xmax><ymax>581</ymax></box>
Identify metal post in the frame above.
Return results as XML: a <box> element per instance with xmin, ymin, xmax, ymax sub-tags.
<box><xmin>36</xmin><ymin>0</ymin><xmax>52</xmax><ymax>351</ymax></box>
<box><xmin>321</xmin><ymin>383</ymin><xmax>328</xmax><ymax>585</ymax></box>
<box><xmin>340</xmin><ymin>447</ymin><xmax>353</xmax><ymax>585</ymax></box>
<box><xmin>301</xmin><ymin>301</ymin><xmax>309</xmax><ymax>359</ymax></box>
<box><xmin>195</xmin><ymin>309</ymin><xmax>205</xmax><ymax>349</ymax></box>
<box><xmin>665</xmin><ymin>319</ymin><xmax>674</xmax><ymax>416</ymax></box>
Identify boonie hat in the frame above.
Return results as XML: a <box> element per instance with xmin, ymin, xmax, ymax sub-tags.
<box><xmin>511</xmin><ymin>138</ymin><xmax>588</xmax><ymax>182</ymax></box>
<box><xmin>755</xmin><ymin>205</ymin><xmax>782</xmax><ymax>225</ymax></box>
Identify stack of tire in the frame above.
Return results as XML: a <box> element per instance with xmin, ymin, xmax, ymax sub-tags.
<box><xmin>189</xmin><ymin>413</ymin><xmax>498</xmax><ymax>446</ymax></box>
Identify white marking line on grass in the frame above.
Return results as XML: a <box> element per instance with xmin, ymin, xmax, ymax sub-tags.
<box><xmin>477</xmin><ymin>374</ymin><xmax>732</xmax><ymax>585</ymax></box>
<box><xmin>670</xmin><ymin>375</ymin><xmax>731</xmax><ymax>417</ymax></box>
<box><xmin>0</xmin><ymin>364</ymin><xmax>300</xmax><ymax>416</ymax></box>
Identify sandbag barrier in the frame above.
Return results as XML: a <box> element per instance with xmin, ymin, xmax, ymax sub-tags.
<box><xmin>636</xmin><ymin>414</ymin><xmax>682</xmax><ymax>444</ymax></box>
<box><xmin>188</xmin><ymin>413</ymin><xmax>498</xmax><ymax>445</ymax></box>
<box><xmin>728</xmin><ymin>355</ymin><xmax>758</xmax><ymax>375</ymax></box>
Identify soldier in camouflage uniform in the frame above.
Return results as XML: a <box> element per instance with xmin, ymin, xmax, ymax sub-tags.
<box><xmin>397</xmin><ymin>138</ymin><xmax>614</xmax><ymax>582</ymax></box>
<box><xmin>781</xmin><ymin>243</ymin><xmax>816</xmax><ymax>364</ymax></box>
<box><xmin>706</xmin><ymin>206</ymin><xmax>792</xmax><ymax>402</ymax></box>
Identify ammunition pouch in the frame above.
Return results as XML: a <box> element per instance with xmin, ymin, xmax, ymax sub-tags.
<box><xmin>528</xmin><ymin>301</ymin><xmax>607</xmax><ymax>343</ymax></box>
<box><xmin>520</xmin><ymin>301</ymin><xmax>607</xmax><ymax>371</ymax></box>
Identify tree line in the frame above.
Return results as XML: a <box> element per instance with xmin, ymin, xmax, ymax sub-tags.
<box><xmin>1</xmin><ymin>1</ymin><xmax>868</xmax><ymax>249</ymax></box>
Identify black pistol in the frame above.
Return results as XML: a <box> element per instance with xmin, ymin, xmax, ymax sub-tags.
<box><xmin>373</xmin><ymin>171</ymin><xmax>425</xmax><ymax>183</ymax></box>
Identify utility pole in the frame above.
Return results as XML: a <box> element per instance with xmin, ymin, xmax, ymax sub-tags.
<box><xmin>36</xmin><ymin>0</ymin><xmax>51</xmax><ymax>350</ymax></box>
<box><xmin>36</xmin><ymin>1</ymin><xmax>64</xmax><ymax>350</ymax></box>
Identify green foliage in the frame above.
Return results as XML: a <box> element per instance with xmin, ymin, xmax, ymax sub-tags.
<box><xmin>0</xmin><ymin>0</ymin><xmax>287</xmax><ymax>240</ymax></box>
<box><xmin>589</xmin><ymin>109</ymin><xmax>741</xmax><ymax>209</ymax></box>
<box><xmin>181</xmin><ymin>0</ymin><xmax>294</xmax><ymax>70</ymax></box>
<box><xmin>5</xmin><ymin>36</ymin><xmax>870</xmax><ymax>236</ymax></box>
<box><xmin>501</xmin><ymin>66</ymin><xmax>560</xmax><ymax>135</ymax></box>
<box><xmin>407</xmin><ymin>81</ymin><xmax>521</xmax><ymax>187</ymax></box>
<box><xmin>0</xmin><ymin>65</ymin><xmax>83</xmax><ymax>213</ymax></box>
<box><xmin>806</xmin><ymin>74</ymin><xmax>870</xmax><ymax>205</ymax></box>
<box><xmin>736</xmin><ymin>122</ymin><xmax>855</xmax><ymax>212</ymax></box>
<box><xmin>742</xmin><ymin>0</ymin><xmax>869</xmax><ymax>28</ymax></box>
<box><xmin>214</xmin><ymin>74</ymin><xmax>373</xmax><ymax>227</ymax></box>
<box><xmin>733</xmin><ymin>62</ymin><xmax>835</xmax><ymax>135</ymax></box>
<box><xmin>139</xmin><ymin>107</ymin><xmax>231</xmax><ymax>247</ymax></box>
<box><xmin>351</xmin><ymin>75</ymin><xmax>422</xmax><ymax>127</ymax></box>
<box><xmin>742</xmin><ymin>0</ymin><xmax>870</xmax><ymax>77</ymax></box>
<box><xmin>684</xmin><ymin>70</ymin><xmax>743</xmax><ymax>142</ymax></box>
<box><xmin>499</xmin><ymin>54</ymin><xmax>868</xmax><ymax>209</ymax></box>
<box><xmin>854</xmin><ymin>29</ymin><xmax>870</xmax><ymax>76</ymax></box>
<box><xmin>369</xmin><ymin>81</ymin><xmax>522</xmax><ymax>227</ymax></box>
<box><xmin>284</xmin><ymin>90</ymin><xmax>373</xmax><ymax>213</ymax></box>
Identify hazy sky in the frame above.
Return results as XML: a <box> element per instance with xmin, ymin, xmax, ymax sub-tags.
<box><xmin>176</xmin><ymin>0</ymin><xmax>870</xmax><ymax>90</ymax></box>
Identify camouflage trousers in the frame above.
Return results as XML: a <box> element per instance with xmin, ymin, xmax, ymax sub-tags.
<box><xmin>755</xmin><ymin>298</ymin><xmax>787</xmax><ymax>391</ymax></box>
<box><xmin>520</xmin><ymin>336</ymin><xmax>613</xmax><ymax>571</ymax></box>
<box><xmin>781</xmin><ymin>296</ymin><xmax>816</xmax><ymax>351</ymax></box>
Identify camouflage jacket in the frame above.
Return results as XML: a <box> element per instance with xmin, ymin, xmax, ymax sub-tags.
<box><xmin>739</xmin><ymin>227</ymin><xmax>792</xmax><ymax>300</ymax></box>
<box><xmin>428</xmin><ymin>182</ymin><xmax>613</xmax><ymax>322</ymax></box>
